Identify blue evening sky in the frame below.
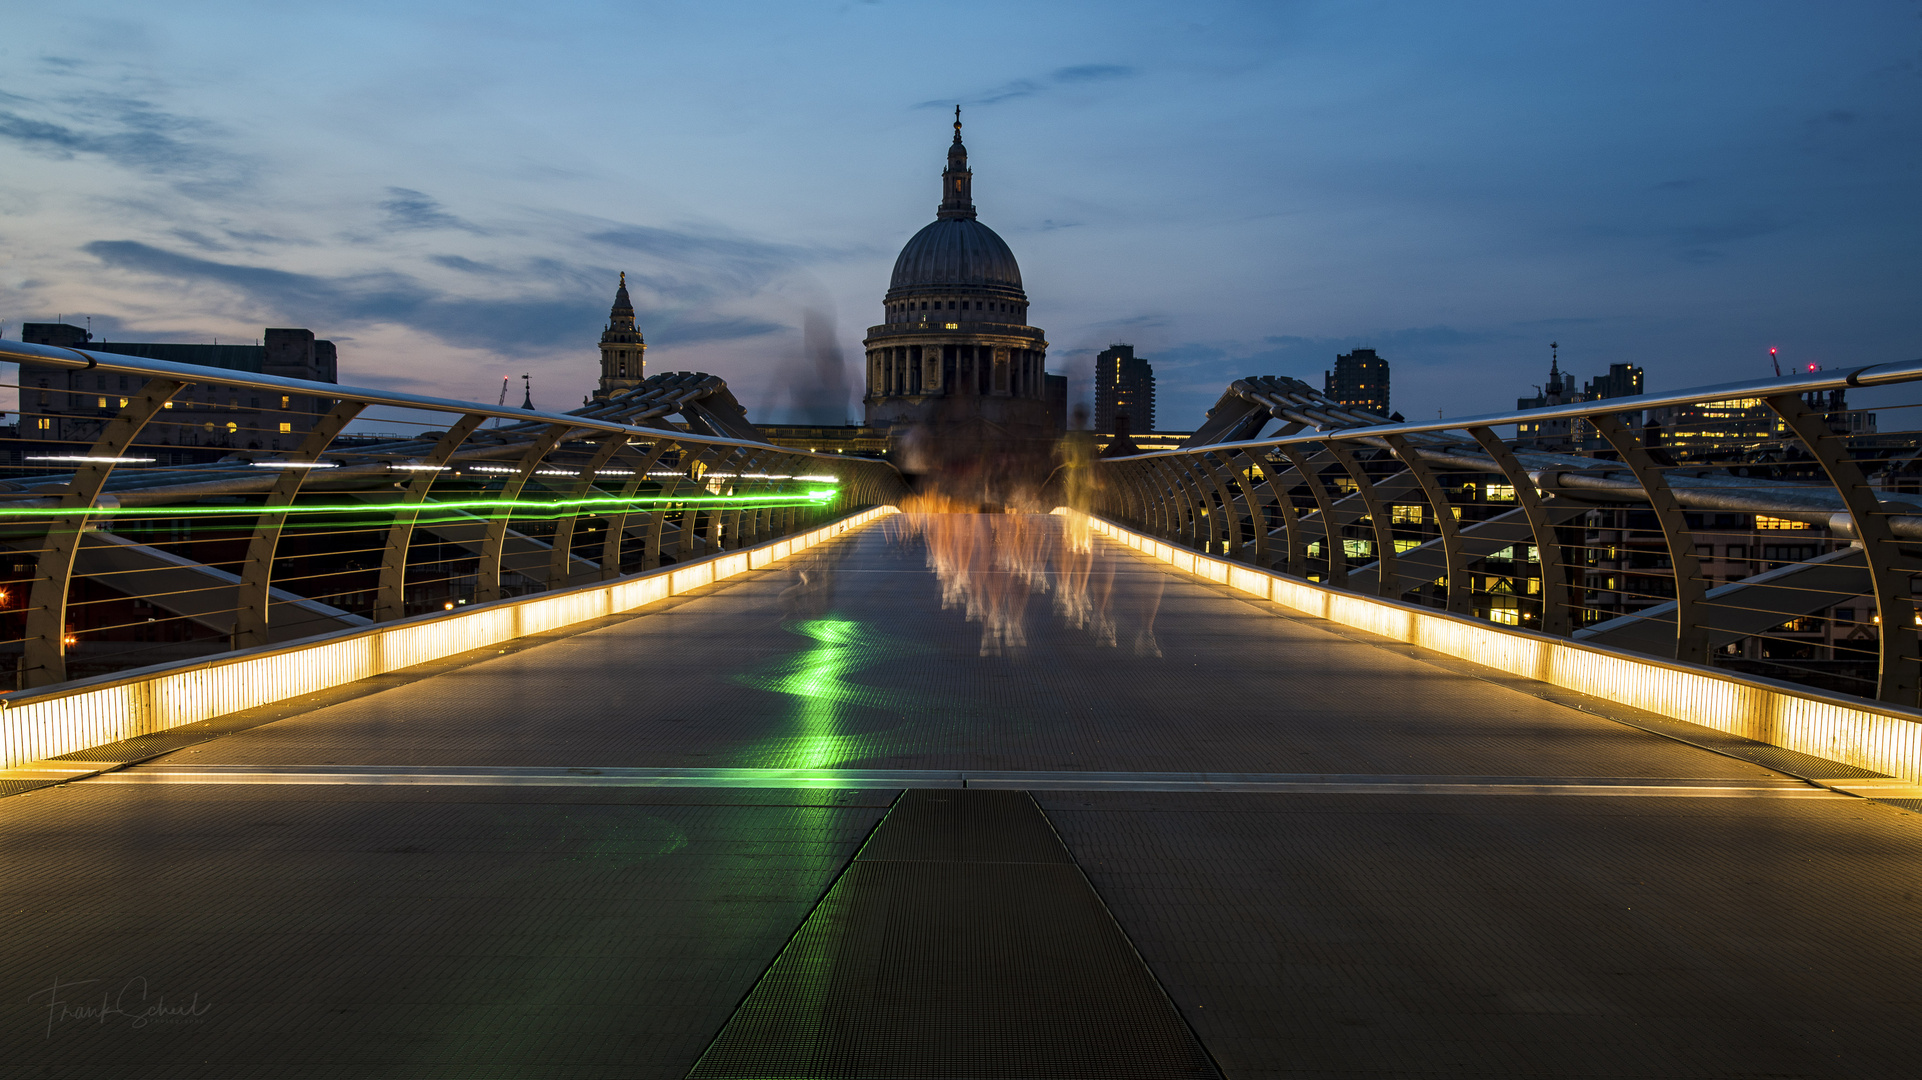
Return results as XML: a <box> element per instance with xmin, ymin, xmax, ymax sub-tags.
<box><xmin>2</xmin><ymin>1</ymin><xmax>1918</xmax><ymax>427</ymax></box>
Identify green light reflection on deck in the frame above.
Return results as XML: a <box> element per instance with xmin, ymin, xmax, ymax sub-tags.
<box><xmin>731</xmin><ymin>618</ymin><xmax>905</xmax><ymax>772</ymax></box>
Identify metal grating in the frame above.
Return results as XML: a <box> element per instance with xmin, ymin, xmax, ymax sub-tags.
<box><xmin>687</xmin><ymin>789</ymin><xmax>1219</xmax><ymax>1079</ymax></box>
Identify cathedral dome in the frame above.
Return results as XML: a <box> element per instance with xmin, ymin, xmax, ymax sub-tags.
<box><xmin>888</xmin><ymin>218</ymin><xmax>1024</xmax><ymax>296</ymax></box>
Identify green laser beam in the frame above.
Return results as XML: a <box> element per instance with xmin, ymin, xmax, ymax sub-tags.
<box><xmin>0</xmin><ymin>488</ymin><xmax>839</xmax><ymax>519</ymax></box>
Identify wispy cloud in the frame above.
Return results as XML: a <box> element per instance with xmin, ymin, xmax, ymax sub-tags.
<box><xmin>915</xmin><ymin>63</ymin><xmax>1137</xmax><ymax>109</ymax></box>
<box><xmin>379</xmin><ymin>187</ymin><xmax>490</xmax><ymax>234</ymax></box>
<box><xmin>82</xmin><ymin>240</ymin><xmax>784</xmax><ymax>354</ymax></box>
<box><xmin>589</xmin><ymin>222</ymin><xmax>818</xmax><ymax>302</ymax></box>
<box><xmin>428</xmin><ymin>254</ymin><xmax>505</xmax><ymax>275</ymax></box>
<box><xmin>0</xmin><ymin>61</ymin><xmax>255</xmax><ymax>197</ymax></box>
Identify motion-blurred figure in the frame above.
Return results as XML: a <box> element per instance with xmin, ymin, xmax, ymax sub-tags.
<box><xmin>779</xmin><ymin>552</ymin><xmax>838</xmax><ymax>620</ymax></box>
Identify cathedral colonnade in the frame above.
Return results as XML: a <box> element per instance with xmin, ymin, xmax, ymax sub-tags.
<box><xmin>867</xmin><ymin>340</ymin><xmax>1047</xmax><ymax>399</ymax></box>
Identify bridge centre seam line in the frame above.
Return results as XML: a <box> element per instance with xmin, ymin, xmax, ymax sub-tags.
<box><xmin>78</xmin><ymin>766</ymin><xmax>1842</xmax><ymax>796</ymax></box>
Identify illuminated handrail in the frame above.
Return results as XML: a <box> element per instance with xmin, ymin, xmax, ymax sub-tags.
<box><xmin>1089</xmin><ymin>361</ymin><xmax>1922</xmax><ymax>706</ymax></box>
<box><xmin>0</xmin><ymin>340</ymin><xmax>908</xmax><ymax>690</ymax></box>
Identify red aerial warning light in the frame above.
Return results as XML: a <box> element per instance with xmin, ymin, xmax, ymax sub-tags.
<box><xmin>1770</xmin><ymin>347</ymin><xmax>1778</xmax><ymax>355</ymax></box>
<box><xmin>1808</xmin><ymin>363</ymin><xmax>1819</xmax><ymax>372</ymax></box>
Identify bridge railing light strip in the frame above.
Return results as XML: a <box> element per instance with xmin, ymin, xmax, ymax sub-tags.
<box><xmin>1078</xmin><ymin>510</ymin><xmax>1922</xmax><ymax>787</ymax></box>
<box><xmin>0</xmin><ymin>506</ymin><xmax>898</xmax><ymax>771</ymax></box>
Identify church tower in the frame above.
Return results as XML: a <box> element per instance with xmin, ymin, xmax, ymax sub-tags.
<box><xmin>596</xmin><ymin>272</ymin><xmax>646</xmax><ymax>401</ymax></box>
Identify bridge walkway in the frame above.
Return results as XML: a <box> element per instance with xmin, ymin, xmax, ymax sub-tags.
<box><xmin>4</xmin><ymin>515</ymin><xmax>1920</xmax><ymax>1078</ymax></box>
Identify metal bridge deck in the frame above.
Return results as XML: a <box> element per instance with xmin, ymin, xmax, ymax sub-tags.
<box><xmin>4</xmin><ymin>517</ymin><xmax>1921</xmax><ymax>1078</ymax></box>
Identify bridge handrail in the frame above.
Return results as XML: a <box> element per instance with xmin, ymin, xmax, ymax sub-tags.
<box><xmin>1090</xmin><ymin>359</ymin><xmax>1922</xmax><ymax>708</ymax></box>
<box><xmin>0</xmin><ymin>340</ymin><xmax>908</xmax><ymax>691</ymax></box>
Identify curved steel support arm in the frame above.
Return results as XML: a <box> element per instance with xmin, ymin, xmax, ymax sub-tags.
<box><xmin>1766</xmin><ymin>393</ymin><xmax>1920</xmax><ymax>704</ymax></box>
<box><xmin>1324</xmin><ymin>444</ymin><xmax>1398</xmax><ymax>598</ymax></box>
<box><xmin>1468</xmin><ymin>427</ymin><xmax>1576</xmax><ymax>636</ymax></box>
<box><xmin>375</xmin><ymin>413</ymin><xmax>488</xmax><ymax>622</ymax></box>
<box><xmin>1276</xmin><ymin>445</ymin><xmax>1347</xmax><ymax>585</ymax></box>
<box><xmin>477</xmin><ymin>422</ymin><xmax>576</xmax><ymax>603</ymax></box>
<box><xmin>545</xmin><ymin>433</ymin><xmax>633</xmax><ymax>589</ymax></box>
<box><xmin>235</xmin><ymin>400</ymin><xmax>366</xmax><ymax>648</ymax></box>
<box><xmin>1384</xmin><ymin>433</ymin><xmax>1469</xmax><ymax>614</ymax></box>
<box><xmin>1590</xmin><ymin>415</ymin><xmax>1707</xmax><ymax>660</ymax></box>
<box><xmin>22</xmin><ymin>378</ymin><xmax>189</xmax><ymax>688</ymax></box>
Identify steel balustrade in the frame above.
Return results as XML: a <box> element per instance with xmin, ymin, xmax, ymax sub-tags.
<box><xmin>1094</xmin><ymin>361</ymin><xmax>1922</xmax><ymax>706</ymax></box>
<box><xmin>0</xmin><ymin>340</ymin><xmax>907</xmax><ymax>690</ymax></box>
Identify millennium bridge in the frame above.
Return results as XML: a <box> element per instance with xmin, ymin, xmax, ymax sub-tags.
<box><xmin>3</xmin><ymin>338</ymin><xmax>1922</xmax><ymax>1078</ymax></box>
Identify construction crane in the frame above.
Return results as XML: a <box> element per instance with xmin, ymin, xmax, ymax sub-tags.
<box><xmin>1771</xmin><ymin>346</ymin><xmax>1781</xmax><ymax>378</ymax></box>
<box><xmin>494</xmin><ymin>376</ymin><xmax>509</xmax><ymax>427</ymax></box>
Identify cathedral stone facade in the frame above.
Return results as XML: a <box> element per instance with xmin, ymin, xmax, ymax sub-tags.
<box><xmin>863</xmin><ymin>112</ymin><xmax>1051</xmax><ymax>441</ymax></box>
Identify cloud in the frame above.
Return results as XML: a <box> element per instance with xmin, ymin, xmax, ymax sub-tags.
<box><xmin>81</xmin><ymin>240</ymin><xmax>784</xmax><ymax>355</ymax></box>
<box><xmin>379</xmin><ymin>187</ymin><xmax>490</xmax><ymax>234</ymax></box>
<box><xmin>914</xmin><ymin>62</ymin><xmax>1137</xmax><ymax>109</ymax></box>
<box><xmin>0</xmin><ymin>66</ymin><xmax>254</xmax><ymax>196</ymax></box>
<box><xmin>1052</xmin><ymin>64</ymin><xmax>1133</xmax><ymax>83</ymax></box>
<box><xmin>589</xmin><ymin>222</ymin><xmax>816</xmax><ymax>302</ymax></box>
<box><xmin>428</xmin><ymin>254</ymin><xmax>504</xmax><ymax>275</ymax></box>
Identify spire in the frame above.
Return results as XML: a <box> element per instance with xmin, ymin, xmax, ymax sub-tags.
<box><xmin>938</xmin><ymin>107</ymin><xmax>976</xmax><ymax>220</ymax></box>
<box><xmin>609</xmin><ymin>271</ymin><xmax>635</xmax><ymax>330</ymax></box>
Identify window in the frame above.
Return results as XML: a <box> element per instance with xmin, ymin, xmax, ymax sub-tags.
<box><xmin>278</xmin><ymin>422</ymin><xmax>292</xmax><ymax>434</ymax></box>
<box><xmin>35</xmin><ymin>418</ymin><xmax>50</xmax><ymax>430</ymax></box>
<box><xmin>1485</xmin><ymin>482</ymin><xmax>1517</xmax><ymax>501</ymax></box>
<box><xmin>118</xmin><ymin>398</ymin><xmax>127</xmax><ymax>407</ymax></box>
<box><xmin>226</xmin><ymin>422</ymin><xmax>238</xmax><ymax>434</ymax></box>
<box><xmin>1390</xmin><ymin>504</ymin><xmax>1423</xmax><ymax>524</ymax></box>
<box><xmin>948</xmin><ymin>301</ymin><xmax>956</xmax><ymax>309</ymax></box>
<box><xmin>1695</xmin><ymin>544</ymin><xmax>1715</xmax><ymax>559</ymax></box>
<box><xmin>1488</xmin><ymin>593</ymin><xmax>1521</xmax><ymax>625</ymax></box>
<box><xmin>1756</xmin><ymin>515</ymin><xmax>1808</xmax><ymax>530</ymax></box>
<box><xmin>1727</xmin><ymin>544</ymin><xmax>1747</xmax><ymax>559</ymax></box>
<box><xmin>96</xmin><ymin>375</ymin><xmax>106</xmax><ymax>389</ymax></box>
<box><xmin>281</xmin><ymin>396</ymin><xmax>291</xmax><ymax>410</ymax></box>
<box><xmin>96</xmin><ymin>397</ymin><xmax>108</xmax><ymax>408</ymax></box>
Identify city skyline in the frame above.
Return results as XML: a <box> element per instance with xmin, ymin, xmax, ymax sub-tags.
<box><xmin>2</xmin><ymin>1</ymin><xmax>1918</xmax><ymax>429</ymax></box>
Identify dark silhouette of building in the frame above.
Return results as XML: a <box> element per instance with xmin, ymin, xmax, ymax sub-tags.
<box><xmin>1584</xmin><ymin>362</ymin><xmax>1644</xmax><ymax>401</ymax></box>
<box><xmin>862</xmin><ymin>109</ymin><xmax>1052</xmax><ymax>442</ymax></box>
<box><xmin>1516</xmin><ymin>347</ymin><xmax>1649</xmax><ymax>449</ymax></box>
<box><xmin>1045</xmin><ymin>373</ymin><xmax>1068</xmax><ymax>431</ymax></box>
<box><xmin>593</xmin><ymin>272</ymin><xmax>646</xmax><ymax>402</ymax></box>
<box><xmin>1325</xmin><ymin>348</ymin><xmax>1389</xmax><ymax>416</ymax></box>
<box><xmin>18</xmin><ymin>322</ymin><xmax>338</xmax><ymax>462</ymax></box>
<box><xmin>1094</xmin><ymin>343</ymin><xmax>1155</xmax><ymax>434</ymax></box>
<box><xmin>1515</xmin><ymin>346</ymin><xmax>1576</xmax><ymax>448</ymax></box>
